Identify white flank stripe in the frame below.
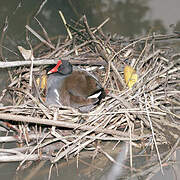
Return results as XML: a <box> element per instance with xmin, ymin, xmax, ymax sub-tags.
<box><xmin>54</xmin><ymin>89</ymin><xmax>60</xmax><ymax>104</ymax></box>
<box><xmin>88</xmin><ymin>91</ymin><xmax>102</xmax><ymax>99</ymax></box>
<box><xmin>54</xmin><ymin>89</ymin><xmax>60</xmax><ymax>98</ymax></box>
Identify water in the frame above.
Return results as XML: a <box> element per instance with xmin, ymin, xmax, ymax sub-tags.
<box><xmin>0</xmin><ymin>0</ymin><xmax>180</xmax><ymax>179</ymax></box>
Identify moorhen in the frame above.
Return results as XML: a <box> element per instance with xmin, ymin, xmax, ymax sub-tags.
<box><xmin>45</xmin><ymin>60</ymin><xmax>105</xmax><ymax>112</ymax></box>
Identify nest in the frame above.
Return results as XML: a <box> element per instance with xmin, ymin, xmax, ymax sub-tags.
<box><xmin>0</xmin><ymin>15</ymin><xmax>179</xmax><ymax>177</ymax></box>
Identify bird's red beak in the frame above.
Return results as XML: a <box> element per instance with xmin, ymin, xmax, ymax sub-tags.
<box><xmin>48</xmin><ymin>60</ymin><xmax>62</xmax><ymax>74</ymax></box>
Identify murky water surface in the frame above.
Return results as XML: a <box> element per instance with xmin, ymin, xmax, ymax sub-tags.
<box><xmin>0</xmin><ymin>0</ymin><xmax>180</xmax><ymax>179</ymax></box>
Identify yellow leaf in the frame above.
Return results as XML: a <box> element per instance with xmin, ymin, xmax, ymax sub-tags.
<box><xmin>124</xmin><ymin>65</ymin><xmax>138</xmax><ymax>88</ymax></box>
<box><xmin>41</xmin><ymin>75</ymin><xmax>47</xmax><ymax>89</ymax></box>
<box><xmin>36</xmin><ymin>75</ymin><xmax>47</xmax><ymax>89</ymax></box>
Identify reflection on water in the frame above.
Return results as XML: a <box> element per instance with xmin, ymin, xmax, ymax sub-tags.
<box><xmin>0</xmin><ymin>0</ymin><xmax>180</xmax><ymax>41</ymax></box>
<box><xmin>0</xmin><ymin>141</ymin><xmax>180</xmax><ymax>180</ymax></box>
<box><xmin>0</xmin><ymin>0</ymin><xmax>179</xmax><ymax>60</ymax></box>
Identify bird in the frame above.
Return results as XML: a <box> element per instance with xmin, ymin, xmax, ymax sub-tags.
<box><xmin>45</xmin><ymin>60</ymin><xmax>105</xmax><ymax>112</ymax></box>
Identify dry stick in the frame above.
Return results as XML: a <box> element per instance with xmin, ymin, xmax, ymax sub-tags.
<box><xmin>32</xmin><ymin>34</ymin><xmax>64</xmax><ymax>52</ymax></box>
<box><xmin>144</xmin><ymin>92</ymin><xmax>164</xmax><ymax>175</ymax></box>
<box><xmin>109</xmin><ymin>94</ymin><xmax>151</xmax><ymax>128</ymax></box>
<box><xmin>0</xmin><ymin>17</ymin><xmax>8</xmax><ymax>60</ymax></box>
<box><xmin>0</xmin><ymin>103</ymin><xmax>146</xmax><ymax>117</ymax></box>
<box><xmin>151</xmin><ymin>112</ymin><xmax>180</xmax><ymax>136</ymax></box>
<box><xmin>134</xmin><ymin>45</ymin><xmax>147</xmax><ymax>69</ymax></box>
<box><xmin>132</xmin><ymin>137</ymin><xmax>180</xmax><ymax>179</ymax></box>
<box><xmin>0</xmin><ymin>59</ymin><xmax>51</xmax><ymax>68</ymax></box>
<box><xmin>25</xmin><ymin>25</ymin><xmax>55</xmax><ymax>49</ymax></box>
<box><xmin>0</xmin><ymin>78</ymin><xmax>19</xmax><ymax>102</ymax></box>
<box><xmin>59</xmin><ymin>10</ymin><xmax>72</xmax><ymax>40</ymax></box>
<box><xmin>29</xmin><ymin>56</ymin><xmax>34</xmax><ymax>89</ymax></box>
<box><xmin>83</xmin><ymin>16</ymin><xmax>126</xmax><ymax>88</ymax></box>
<box><xmin>0</xmin><ymin>133</ymin><xmax>52</xmax><ymax>143</ymax></box>
<box><xmin>0</xmin><ymin>58</ymin><xmax>107</xmax><ymax>68</ymax></box>
<box><xmin>155</xmin><ymin>105</ymin><xmax>180</xmax><ymax>120</ymax></box>
<box><xmin>0</xmin><ymin>148</ymin><xmax>24</xmax><ymax>155</ymax></box>
<box><xmin>73</xmin><ymin>114</ymin><xmax>113</xmax><ymax>155</ymax></box>
<box><xmin>52</xmin><ymin>119</ymin><xmax>108</xmax><ymax>163</ymax></box>
<box><xmin>103</xmin><ymin>56</ymin><xmax>111</xmax><ymax>86</ymax></box>
<box><xmin>73</xmin><ymin>133</ymin><xmax>105</xmax><ymax>157</ymax></box>
<box><xmin>92</xmin><ymin>17</ymin><xmax>110</xmax><ymax>34</ymax></box>
<box><xmin>126</xmin><ymin>114</ymin><xmax>133</xmax><ymax>170</ymax></box>
<box><xmin>64</xmin><ymin>40</ymin><xmax>93</xmax><ymax>56</ymax></box>
<box><xmin>120</xmin><ymin>33</ymin><xmax>180</xmax><ymax>46</ymax></box>
<box><xmin>73</xmin><ymin>115</ymin><xmax>120</xmax><ymax>158</ymax></box>
<box><xmin>51</xmin><ymin>108</ymin><xmax>58</xmax><ymax>134</ymax></box>
<box><xmin>66</xmin><ymin>24</ymin><xmax>89</xmax><ymax>42</ymax></box>
<box><xmin>110</xmin><ymin>35</ymin><xmax>161</xmax><ymax>63</ymax></box>
<box><xmin>0</xmin><ymin>113</ymin><xmax>142</xmax><ymax>139</ymax></box>
<box><xmin>0</xmin><ymin>154</ymin><xmax>47</xmax><ymax>162</ymax></box>
<box><xmin>38</xmin><ymin>135</ymin><xmax>77</xmax><ymax>150</ymax></box>
<box><xmin>74</xmin><ymin>110</ymin><xmax>134</xmax><ymax>156</ymax></box>
<box><xmin>34</xmin><ymin>17</ymin><xmax>53</xmax><ymax>45</ymax></box>
<box><xmin>0</xmin><ymin>17</ymin><xmax>13</xmax><ymax>82</ymax></box>
<box><xmin>134</xmin><ymin>36</ymin><xmax>152</xmax><ymax>69</ymax></box>
<box><xmin>48</xmin><ymin>164</ymin><xmax>54</xmax><ymax>180</ymax></box>
<box><xmin>35</xmin><ymin>0</ymin><xmax>48</xmax><ymax>17</ymax></box>
<box><xmin>9</xmin><ymin>142</ymin><xmax>59</xmax><ymax>156</ymax></box>
<box><xmin>59</xmin><ymin>10</ymin><xmax>78</xmax><ymax>56</ymax></box>
<box><xmin>0</xmin><ymin>43</ymin><xmax>20</xmax><ymax>57</ymax></box>
<box><xmin>139</xmin><ymin>49</ymin><xmax>161</xmax><ymax>70</ymax></box>
<box><xmin>50</xmin><ymin>108</ymin><xmax>70</xmax><ymax>145</ymax></box>
<box><xmin>11</xmin><ymin>88</ymin><xmax>52</xmax><ymax>119</ymax></box>
<box><xmin>37</xmin><ymin>134</ymin><xmax>137</xmax><ymax>151</ymax></box>
<box><xmin>46</xmin><ymin>39</ymin><xmax>72</xmax><ymax>58</ymax></box>
<box><xmin>25</xmin><ymin>35</ymin><xmax>34</xmax><ymax>90</ymax></box>
<box><xmin>16</xmin><ymin>132</ymin><xmax>50</xmax><ymax>171</ymax></box>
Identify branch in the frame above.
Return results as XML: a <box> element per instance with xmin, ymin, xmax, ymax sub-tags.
<box><xmin>0</xmin><ymin>112</ymin><xmax>140</xmax><ymax>139</ymax></box>
<box><xmin>0</xmin><ymin>154</ymin><xmax>49</xmax><ymax>162</ymax></box>
<box><xmin>0</xmin><ymin>58</ymin><xmax>106</xmax><ymax>68</ymax></box>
